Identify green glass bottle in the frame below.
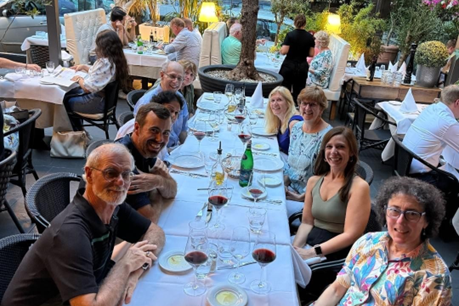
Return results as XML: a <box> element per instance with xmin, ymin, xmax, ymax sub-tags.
<box><xmin>137</xmin><ymin>35</ymin><xmax>144</xmax><ymax>54</ymax></box>
<box><xmin>239</xmin><ymin>140</ymin><xmax>253</xmax><ymax>187</ymax></box>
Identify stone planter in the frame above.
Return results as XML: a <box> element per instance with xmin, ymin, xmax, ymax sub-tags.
<box><xmin>198</xmin><ymin>65</ymin><xmax>284</xmax><ymax>97</ymax></box>
<box><xmin>378</xmin><ymin>45</ymin><xmax>399</xmax><ymax>64</ymax></box>
<box><xmin>416</xmin><ymin>64</ymin><xmax>441</xmax><ymax>88</ymax></box>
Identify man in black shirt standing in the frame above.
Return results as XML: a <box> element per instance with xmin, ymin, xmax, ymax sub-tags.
<box><xmin>2</xmin><ymin>143</ymin><xmax>165</xmax><ymax>306</ymax></box>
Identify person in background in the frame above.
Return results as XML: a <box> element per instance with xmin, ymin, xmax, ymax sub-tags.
<box><xmin>279</xmin><ymin>14</ymin><xmax>315</xmax><ymax>102</ymax></box>
<box><xmin>306</xmin><ymin>31</ymin><xmax>319</xmax><ymax>65</ymax></box>
<box><xmin>221</xmin><ymin>23</ymin><xmax>243</xmax><ymax>65</ymax></box>
<box><xmin>124</xmin><ymin>15</ymin><xmax>137</xmax><ymax>42</ymax></box>
<box><xmin>0</xmin><ymin>58</ymin><xmax>41</xmax><ymax>72</ymax></box>
<box><xmin>307</xmin><ymin>31</ymin><xmax>333</xmax><ymax>89</ymax></box>
<box><xmin>178</xmin><ymin>59</ymin><xmax>197</xmax><ymax>116</ymax></box>
<box><xmin>183</xmin><ymin>18</ymin><xmax>202</xmax><ymax>46</ymax></box>
<box><xmin>314</xmin><ymin>177</ymin><xmax>452</xmax><ymax>306</ymax></box>
<box><xmin>265</xmin><ymin>86</ymin><xmax>303</xmax><ymax>155</ymax></box>
<box><xmin>226</xmin><ymin>17</ymin><xmax>238</xmax><ymax>35</ymax></box>
<box><xmin>64</xmin><ymin>30</ymin><xmax>129</xmax><ymax>133</ymax></box>
<box><xmin>442</xmin><ymin>39</ymin><xmax>456</xmax><ymax>74</ymax></box>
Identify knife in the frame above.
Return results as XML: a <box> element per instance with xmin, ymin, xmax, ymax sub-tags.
<box><xmin>170</xmin><ymin>169</ymin><xmax>208</xmax><ymax>178</ymax></box>
<box><xmin>217</xmin><ymin>261</ymin><xmax>257</xmax><ymax>270</ymax></box>
<box><xmin>195</xmin><ymin>202</ymin><xmax>208</xmax><ymax>221</ymax></box>
<box><xmin>205</xmin><ymin>203</ymin><xmax>213</xmax><ymax>224</ymax></box>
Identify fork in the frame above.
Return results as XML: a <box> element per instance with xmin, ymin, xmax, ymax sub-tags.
<box><xmin>195</xmin><ymin>202</ymin><xmax>208</xmax><ymax>220</ymax></box>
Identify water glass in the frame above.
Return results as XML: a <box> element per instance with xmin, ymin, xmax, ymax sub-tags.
<box><xmin>385</xmin><ymin>72</ymin><xmax>394</xmax><ymax>86</ymax></box>
<box><xmin>247</xmin><ymin>207</ymin><xmax>267</xmax><ymax>234</ymax></box>
<box><xmin>380</xmin><ymin>64</ymin><xmax>386</xmax><ymax>71</ymax></box>
<box><xmin>217</xmin><ymin>229</ymin><xmax>234</xmax><ymax>265</ymax></box>
<box><xmin>249</xmin><ymin>111</ymin><xmax>258</xmax><ymax>126</ymax></box>
<box><xmin>393</xmin><ymin>72</ymin><xmax>403</xmax><ymax>87</ymax></box>
<box><xmin>46</xmin><ymin>61</ymin><xmax>55</xmax><ymax>75</ymax></box>
<box><xmin>213</xmin><ymin>91</ymin><xmax>222</xmax><ymax>104</ymax></box>
<box><xmin>14</xmin><ymin>67</ymin><xmax>25</xmax><ymax>75</ymax></box>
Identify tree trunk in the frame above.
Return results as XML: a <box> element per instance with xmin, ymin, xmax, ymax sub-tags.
<box><xmin>227</xmin><ymin>0</ymin><xmax>262</xmax><ymax>81</ymax></box>
<box><xmin>274</xmin><ymin>21</ymin><xmax>282</xmax><ymax>46</ymax></box>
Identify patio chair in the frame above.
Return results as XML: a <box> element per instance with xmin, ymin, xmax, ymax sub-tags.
<box><xmin>4</xmin><ymin>109</ymin><xmax>42</xmax><ymax>197</ymax></box>
<box><xmin>85</xmin><ymin>139</ymin><xmax>113</xmax><ymax>158</ymax></box>
<box><xmin>0</xmin><ymin>149</ymin><xmax>25</xmax><ymax>233</ymax></box>
<box><xmin>117</xmin><ymin>111</ymin><xmax>134</xmax><ymax>127</ymax></box>
<box><xmin>126</xmin><ymin>90</ymin><xmax>146</xmax><ymax>112</ymax></box>
<box><xmin>67</xmin><ymin>81</ymin><xmax>120</xmax><ymax>139</ymax></box>
<box><xmin>353</xmin><ymin>98</ymin><xmax>395</xmax><ymax>151</ymax></box>
<box><xmin>0</xmin><ymin>233</ymin><xmax>40</xmax><ymax>301</ymax></box>
<box><xmin>25</xmin><ymin>172</ymin><xmax>81</xmax><ymax>233</ymax></box>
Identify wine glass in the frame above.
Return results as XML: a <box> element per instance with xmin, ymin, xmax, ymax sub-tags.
<box><xmin>238</xmin><ymin>123</ymin><xmax>252</xmax><ymax>154</ymax></box>
<box><xmin>46</xmin><ymin>61</ymin><xmax>55</xmax><ymax>75</ymax></box>
<box><xmin>225</xmin><ymin>84</ymin><xmax>235</xmax><ymax>111</ymax></box>
<box><xmin>247</xmin><ymin>207</ymin><xmax>267</xmax><ymax>235</ymax></box>
<box><xmin>250</xmin><ymin>230</ymin><xmax>276</xmax><ymax>294</ymax></box>
<box><xmin>228</xmin><ymin>227</ymin><xmax>251</xmax><ymax>284</ymax></box>
<box><xmin>247</xmin><ymin>173</ymin><xmax>266</xmax><ymax>205</ymax></box>
<box><xmin>184</xmin><ymin>221</ymin><xmax>209</xmax><ymax>296</ymax></box>
<box><xmin>191</xmin><ymin>119</ymin><xmax>207</xmax><ymax>154</ymax></box>
<box><xmin>208</xmin><ymin>182</ymin><xmax>232</xmax><ymax>230</ymax></box>
<box><xmin>235</xmin><ymin>88</ymin><xmax>242</xmax><ymax>104</ymax></box>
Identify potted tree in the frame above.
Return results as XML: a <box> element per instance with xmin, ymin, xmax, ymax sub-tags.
<box><xmin>415</xmin><ymin>40</ymin><xmax>449</xmax><ymax>88</ymax></box>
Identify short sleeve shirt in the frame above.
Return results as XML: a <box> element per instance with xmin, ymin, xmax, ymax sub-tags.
<box><xmin>282</xmin><ymin>29</ymin><xmax>315</xmax><ymax>63</ymax></box>
<box><xmin>221</xmin><ymin>35</ymin><xmax>241</xmax><ymax>65</ymax></box>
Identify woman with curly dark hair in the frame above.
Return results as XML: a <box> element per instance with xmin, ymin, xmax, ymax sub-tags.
<box><xmin>314</xmin><ymin>177</ymin><xmax>452</xmax><ymax>306</ymax></box>
<box><xmin>64</xmin><ymin>30</ymin><xmax>129</xmax><ymax>131</ymax></box>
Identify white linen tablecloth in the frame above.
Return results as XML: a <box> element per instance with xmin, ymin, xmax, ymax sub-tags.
<box><xmin>254</xmin><ymin>52</ymin><xmax>284</xmax><ymax>73</ymax></box>
<box><xmin>21</xmin><ymin>35</ymin><xmax>67</xmax><ymax>51</ymax></box>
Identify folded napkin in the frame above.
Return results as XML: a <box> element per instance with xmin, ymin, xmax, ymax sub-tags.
<box><xmin>356</xmin><ymin>53</ymin><xmax>366</xmax><ymax>75</ymax></box>
<box><xmin>399</xmin><ymin>89</ymin><xmax>418</xmax><ymax>113</ymax></box>
<box><xmin>398</xmin><ymin>62</ymin><xmax>407</xmax><ymax>78</ymax></box>
<box><xmin>390</xmin><ymin>61</ymin><xmax>397</xmax><ymax>73</ymax></box>
<box><xmin>290</xmin><ymin>245</ymin><xmax>312</xmax><ymax>288</ymax></box>
<box><xmin>4</xmin><ymin>73</ymin><xmax>23</xmax><ymax>82</ymax></box>
<box><xmin>251</xmin><ymin>81</ymin><xmax>264</xmax><ymax>109</ymax></box>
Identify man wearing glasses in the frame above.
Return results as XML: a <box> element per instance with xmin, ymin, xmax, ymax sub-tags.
<box><xmin>3</xmin><ymin>143</ymin><xmax>165</xmax><ymax>306</ymax></box>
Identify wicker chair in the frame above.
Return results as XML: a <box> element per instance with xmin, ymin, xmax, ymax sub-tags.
<box><xmin>0</xmin><ymin>233</ymin><xmax>40</xmax><ymax>301</ymax></box>
<box><xmin>117</xmin><ymin>111</ymin><xmax>134</xmax><ymax>127</ymax></box>
<box><xmin>85</xmin><ymin>139</ymin><xmax>113</xmax><ymax>158</ymax></box>
<box><xmin>25</xmin><ymin>172</ymin><xmax>81</xmax><ymax>233</ymax></box>
<box><xmin>126</xmin><ymin>89</ymin><xmax>147</xmax><ymax>112</ymax></box>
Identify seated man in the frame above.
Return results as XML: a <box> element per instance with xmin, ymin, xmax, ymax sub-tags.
<box><xmin>2</xmin><ymin>143</ymin><xmax>165</xmax><ymax>306</ymax></box>
<box><xmin>117</xmin><ymin>102</ymin><xmax>178</xmax><ymax>222</ymax></box>
<box><xmin>221</xmin><ymin>23</ymin><xmax>242</xmax><ymax>65</ymax></box>
<box><xmin>0</xmin><ymin>57</ymin><xmax>41</xmax><ymax>72</ymax></box>
<box><xmin>183</xmin><ymin>17</ymin><xmax>202</xmax><ymax>47</ymax></box>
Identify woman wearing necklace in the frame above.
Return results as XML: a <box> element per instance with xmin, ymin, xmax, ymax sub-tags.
<box><xmin>307</xmin><ymin>31</ymin><xmax>333</xmax><ymax>88</ymax></box>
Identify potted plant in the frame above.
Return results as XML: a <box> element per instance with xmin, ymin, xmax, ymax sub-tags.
<box><xmin>415</xmin><ymin>40</ymin><xmax>449</xmax><ymax>88</ymax></box>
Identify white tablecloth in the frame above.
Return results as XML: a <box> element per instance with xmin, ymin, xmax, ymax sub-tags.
<box><xmin>255</xmin><ymin>52</ymin><xmax>284</xmax><ymax>74</ymax></box>
<box><xmin>123</xmin><ymin>49</ymin><xmax>168</xmax><ymax>80</ymax></box>
<box><xmin>21</xmin><ymin>35</ymin><xmax>67</xmax><ymax>51</ymax></box>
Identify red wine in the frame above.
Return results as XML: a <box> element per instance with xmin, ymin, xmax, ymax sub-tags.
<box><xmin>185</xmin><ymin>251</ymin><xmax>208</xmax><ymax>265</ymax></box>
<box><xmin>252</xmin><ymin>248</ymin><xmax>276</xmax><ymax>264</ymax></box>
<box><xmin>193</xmin><ymin>131</ymin><xmax>205</xmax><ymax>141</ymax></box>
<box><xmin>249</xmin><ymin>188</ymin><xmax>263</xmax><ymax>199</ymax></box>
<box><xmin>235</xmin><ymin>115</ymin><xmax>246</xmax><ymax>123</ymax></box>
<box><xmin>208</xmin><ymin>195</ymin><xmax>228</xmax><ymax>208</ymax></box>
<box><xmin>238</xmin><ymin>134</ymin><xmax>252</xmax><ymax>143</ymax></box>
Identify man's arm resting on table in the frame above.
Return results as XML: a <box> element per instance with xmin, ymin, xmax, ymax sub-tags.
<box><xmin>137</xmin><ymin>191</ymin><xmax>174</xmax><ymax>224</ymax></box>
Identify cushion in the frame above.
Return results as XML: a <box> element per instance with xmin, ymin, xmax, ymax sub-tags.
<box><xmin>323</xmin><ymin>34</ymin><xmax>350</xmax><ymax>101</ymax></box>
<box><xmin>199</xmin><ymin>22</ymin><xmax>227</xmax><ymax>67</ymax></box>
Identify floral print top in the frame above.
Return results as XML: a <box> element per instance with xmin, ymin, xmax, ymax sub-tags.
<box><xmin>284</xmin><ymin>121</ymin><xmax>331</xmax><ymax>194</ymax></box>
<box><xmin>336</xmin><ymin>232</ymin><xmax>452</xmax><ymax>306</ymax></box>
<box><xmin>307</xmin><ymin>49</ymin><xmax>333</xmax><ymax>88</ymax></box>
<box><xmin>84</xmin><ymin>58</ymin><xmax>116</xmax><ymax>93</ymax></box>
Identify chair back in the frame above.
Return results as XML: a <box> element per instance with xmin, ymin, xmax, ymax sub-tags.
<box><xmin>64</xmin><ymin>8</ymin><xmax>106</xmax><ymax>64</ymax></box>
<box><xmin>126</xmin><ymin>89</ymin><xmax>147</xmax><ymax>111</ymax></box>
<box><xmin>392</xmin><ymin>135</ymin><xmax>414</xmax><ymax>177</ymax></box>
<box><xmin>0</xmin><ymin>150</ymin><xmax>16</xmax><ymax>210</ymax></box>
<box><xmin>323</xmin><ymin>34</ymin><xmax>350</xmax><ymax>102</ymax></box>
<box><xmin>85</xmin><ymin>139</ymin><xmax>113</xmax><ymax>158</ymax></box>
<box><xmin>0</xmin><ymin>233</ymin><xmax>40</xmax><ymax>301</ymax></box>
<box><xmin>364</xmin><ymin>206</ymin><xmax>382</xmax><ymax>233</ymax></box>
<box><xmin>103</xmin><ymin>81</ymin><xmax>120</xmax><ymax>117</ymax></box>
<box><xmin>356</xmin><ymin>161</ymin><xmax>374</xmax><ymax>186</ymax></box>
<box><xmin>199</xmin><ymin>22</ymin><xmax>227</xmax><ymax>67</ymax></box>
<box><xmin>25</xmin><ymin>173</ymin><xmax>81</xmax><ymax>233</ymax></box>
<box><xmin>117</xmin><ymin>111</ymin><xmax>134</xmax><ymax>127</ymax></box>
<box><xmin>4</xmin><ymin>109</ymin><xmax>41</xmax><ymax>176</ymax></box>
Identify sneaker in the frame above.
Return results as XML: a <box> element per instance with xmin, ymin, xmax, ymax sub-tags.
<box><xmin>118</xmin><ymin>90</ymin><xmax>127</xmax><ymax>100</ymax></box>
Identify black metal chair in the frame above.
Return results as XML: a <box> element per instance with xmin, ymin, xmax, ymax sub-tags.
<box><xmin>0</xmin><ymin>149</ymin><xmax>25</xmax><ymax>233</ymax></box>
<box><xmin>4</xmin><ymin>109</ymin><xmax>41</xmax><ymax>197</ymax></box>
<box><xmin>117</xmin><ymin>111</ymin><xmax>134</xmax><ymax>127</ymax></box>
<box><xmin>85</xmin><ymin>139</ymin><xmax>113</xmax><ymax>158</ymax></box>
<box><xmin>67</xmin><ymin>81</ymin><xmax>120</xmax><ymax>139</ymax></box>
<box><xmin>0</xmin><ymin>233</ymin><xmax>40</xmax><ymax>301</ymax></box>
<box><xmin>353</xmin><ymin>98</ymin><xmax>396</xmax><ymax>151</ymax></box>
<box><xmin>25</xmin><ymin>172</ymin><xmax>81</xmax><ymax>233</ymax></box>
<box><xmin>29</xmin><ymin>45</ymin><xmax>49</xmax><ymax>68</ymax></box>
<box><xmin>126</xmin><ymin>89</ymin><xmax>147</xmax><ymax>112</ymax></box>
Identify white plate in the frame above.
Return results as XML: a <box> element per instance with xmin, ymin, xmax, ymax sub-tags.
<box><xmin>241</xmin><ymin>186</ymin><xmax>268</xmax><ymax>200</ymax></box>
<box><xmin>197</xmin><ymin>101</ymin><xmax>226</xmax><ymax>112</ymax></box>
<box><xmin>207</xmin><ymin>284</ymin><xmax>248</xmax><ymax>306</ymax></box>
<box><xmin>258</xmin><ymin>175</ymin><xmax>282</xmax><ymax>187</ymax></box>
<box><xmin>251</xmin><ymin>127</ymin><xmax>276</xmax><ymax>137</ymax></box>
<box><xmin>204</xmin><ymin>94</ymin><xmax>214</xmax><ymax>100</ymax></box>
<box><xmin>172</xmin><ymin>155</ymin><xmax>204</xmax><ymax>169</ymax></box>
<box><xmin>252</xmin><ymin>142</ymin><xmax>270</xmax><ymax>151</ymax></box>
<box><xmin>254</xmin><ymin>156</ymin><xmax>284</xmax><ymax>172</ymax></box>
<box><xmin>159</xmin><ymin>250</ymin><xmax>192</xmax><ymax>273</ymax></box>
<box><xmin>39</xmin><ymin>80</ymin><xmax>54</xmax><ymax>85</ymax></box>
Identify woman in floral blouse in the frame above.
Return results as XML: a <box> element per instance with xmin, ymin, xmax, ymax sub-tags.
<box><xmin>314</xmin><ymin>177</ymin><xmax>452</xmax><ymax>306</ymax></box>
<box><xmin>307</xmin><ymin>31</ymin><xmax>333</xmax><ymax>89</ymax></box>
<box><xmin>64</xmin><ymin>30</ymin><xmax>129</xmax><ymax>131</ymax></box>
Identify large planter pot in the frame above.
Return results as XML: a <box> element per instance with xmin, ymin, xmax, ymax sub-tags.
<box><xmin>378</xmin><ymin>45</ymin><xmax>399</xmax><ymax>64</ymax></box>
<box><xmin>198</xmin><ymin>65</ymin><xmax>284</xmax><ymax>97</ymax></box>
<box><xmin>416</xmin><ymin>64</ymin><xmax>441</xmax><ymax>88</ymax></box>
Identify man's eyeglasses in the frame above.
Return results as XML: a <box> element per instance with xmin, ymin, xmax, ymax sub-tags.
<box><xmin>299</xmin><ymin>101</ymin><xmax>319</xmax><ymax>108</ymax></box>
<box><xmin>91</xmin><ymin>168</ymin><xmax>134</xmax><ymax>181</ymax></box>
<box><xmin>386</xmin><ymin>207</ymin><xmax>426</xmax><ymax>222</ymax></box>
<box><xmin>164</xmin><ymin>72</ymin><xmax>183</xmax><ymax>82</ymax></box>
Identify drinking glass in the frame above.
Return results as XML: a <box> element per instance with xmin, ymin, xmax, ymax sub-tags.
<box><xmin>184</xmin><ymin>222</ymin><xmax>209</xmax><ymax>296</ymax></box>
<box><xmin>250</xmin><ymin>230</ymin><xmax>276</xmax><ymax>294</ymax></box>
<box><xmin>249</xmin><ymin>111</ymin><xmax>258</xmax><ymax>126</ymax></box>
<box><xmin>208</xmin><ymin>182</ymin><xmax>233</xmax><ymax>229</ymax></box>
<box><xmin>225</xmin><ymin>84</ymin><xmax>235</xmax><ymax>111</ymax></box>
<box><xmin>206</xmin><ymin>112</ymin><xmax>218</xmax><ymax>142</ymax></box>
<box><xmin>46</xmin><ymin>61</ymin><xmax>55</xmax><ymax>75</ymax></box>
<box><xmin>228</xmin><ymin>227</ymin><xmax>251</xmax><ymax>284</ymax></box>
<box><xmin>14</xmin><ymin>67</ymin><xmax>25</xmax><ymax>75</ymax></box>
<box><xmin>247</xmin><ymin>207</ymin><xmax>267</xmax><ymax>234</ymax></box>
<box><xmin>202</xmin><ymin>152</ymin><xmax>215</xmax><ymax>176</ymax></box>
<box><xmin>247</xmin><ymin>173</ymin><xmax>266</xmax><ymax>205</ymax></box>
<box><xmin>238</xmin><ymin>122</ymin><xmax>252</xmax><ymax>154</ymax></box>
<box><xmin>190</xmin><ymin>119</ymin><xmax>208</xmax><ymax>154</ymax></box>
<box><xmin>235</xmin><ymin>88</ymin><xmax>243</xmax><ymax>104</ymax></box>
<box><xmin>213</xmin><ymin>91</ymin><xmax>223</xmax><ymax>104</ymax></box>
<box><xmin>393</xmin><ymin>72</ymin><xmax>403</xmax><ymax>87</ymax></box>
<box><xmin>217</xmin><ymin>229</ymin><xmax>234</xmax><ymax>265</ymax></box>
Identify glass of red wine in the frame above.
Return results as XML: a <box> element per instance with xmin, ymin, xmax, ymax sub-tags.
<box><xmin>250</xmin><ymin>230</ymin><xmax>276</xmax><ymax>294</ymax></box>
<box><xmin>208</xmin><ymin>183</ymin><xmax>233</xmax><ymax>230</ymax></box>
<box><xmin>238</xmin><ymin>123</ymin><xmax>252</xmax><ymax>153</ymax></box>
<box><xmin>228</xmin><ymin>227</ymin><xmax>251</xmax><ymax>284</ymax></box>
<box><xmin>191</xmin><ymin>119</ymin><xmax>208</xmax><ymax>154</ymax></box>
<box><xmin>183</xmin><ymin>222</ymin><xmax>209</xmax><ymax>296</ymax></box>
<box><xmin>247</xmin><ymin>172</ymin><xmax>266</xmax><ymax>205</ymax></box>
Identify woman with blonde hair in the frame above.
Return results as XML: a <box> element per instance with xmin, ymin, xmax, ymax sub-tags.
<box><xmin>265</xmin><ymin>86</ymin><xmax>303</xmax><ymax>154</ymax></box>
<box><xmin>307</xmin><ymin>31</ymin><xmax>333</xmax><ymax>88</ymax></box>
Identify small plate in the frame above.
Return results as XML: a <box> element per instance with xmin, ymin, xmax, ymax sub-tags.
<box><xmin>388</xmin><ymin>101</ymin><xmax>401</xmax><ymax>106</ymax></box>
<box><xmin>207</xmin><ymin>284</ymin><xmax>248</xmax><ymax>306</ymax></box>
<box><xmin>252</xmin><ymin>142</ymin><xmax>270</xmax><ymax>151</ymax></box>
<box><xmin>204</xmin><ymin>94</ymin><xmax>214</xmax><ymax>100</ymax></box>
<box><xmin>254</xmin><ymin>156</ymin><xmax>284</xmax><ymax>172</ymax></box>
<box><xmin>159</xmin><ymin>250</ymin><xmax>192</xmax><ymax>273</ymax></box>
<box><xmin>241</xmin><ymin>186</ymin><xmax>268</xmax><ymax>200</ymax></box>
<box><xmin>258</xmin><ymin>175</ymin><xmax>282</xmax><ymax>187</ymax></box>
<box><xmin>172</xmin><ymin>155</ymin><xmax>204</xmax><ymax>169</ymax></box>
<box><xmin>198</xmin><ymin>101</ymin><xmax>226</xmax><ymax>112</ymax></box>
<box><xmin>252</xmin><ymin>127</ymin><xmax>276</xmax><ymax>137</ymax></box>
<box><xmin>39</xmin><ymin>80</ymin><xmax>54</xmax><ymax>85</ymax></box>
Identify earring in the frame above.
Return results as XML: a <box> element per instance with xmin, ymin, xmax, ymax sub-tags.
<box><xmin>421</xmin><ymin>228</ymin><xmax>426</xmax><ymax>238</ymax></box>
<box><xmin>349</xmin><ymin>157</ymin><xmax>354</xmax><ymax>163</ymax></box>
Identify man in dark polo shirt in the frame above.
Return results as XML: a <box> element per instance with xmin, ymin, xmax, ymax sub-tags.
<box><xmin>2</xmin><ymin>143</ymin><xmax>165</xmax><ymax>306</ymax></box>
<box><xmin>117</xmin><ymin>102</ymin><xmax>177</xmax><ymax>223</ymax></box>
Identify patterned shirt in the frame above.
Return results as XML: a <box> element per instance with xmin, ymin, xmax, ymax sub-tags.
<box><xmin>336</xmin><ymin>232</ymin><xmax>452</xmax><ymax>306</ymax></box>
<box><xmin>84</xmin><ymin>58</ymin><xmax>116</xmax><ymax>93</ymax></box>
<box><xmin>307</xmin><ymin>49</ymin><xmax>333</xmax><ymax>88</ymax></box>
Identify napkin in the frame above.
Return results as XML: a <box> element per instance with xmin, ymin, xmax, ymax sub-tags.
<box><xmin>4</xmin><ymin>73</ymin><xmax>23</xmax><ymax>82</ymax></box>
<box><xmin>290</xmin><ymin>245</ymin><xmax>312</xmax><ymax>288</ymax></box>
<box><xmin>390</xmin><ymin>61</ymin><xmax>398</xmax><ymax>73</ymax></box>
<box><xmin>399</xmin><ymin>89</ymin><xmax>418</xmax><ymax>113</ymax></box>
<box><xmin>398</xmin><ymin>62</ymin><xmax>407</xmax><ymax>78</ymax></box>
<box><xmin>251</xmin><ymin>81</ymin><xmax>264</xmax><ymax>109</ymax></box>
<box><xmin>356</xmin><ymin>53</ymin><xmax>366</xmax><ymax>75</ymax></box>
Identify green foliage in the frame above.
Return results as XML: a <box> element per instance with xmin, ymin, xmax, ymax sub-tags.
<box><xmin>415</xmin><ymin>41</ymin><xmax>449</xmax><ymax>67</ymax></box>
<box><xmin>306</xmin><ymin>10</ymin><xmax>328</xmax><ymax>33</ymax></box>
<box><xmin>270</xmin><ymin>0</ymin><xmax>311</xmax><ymax>45</ymax></box>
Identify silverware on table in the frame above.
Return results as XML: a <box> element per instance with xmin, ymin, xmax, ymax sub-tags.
<box><xmin>253</xmin><ymin>151</ymin><xmax>278</xmax><ymax>157</ymax></box>
<box><xmin>170</xmin><ymin>169</ymin><xmax>208</xmax><ymax>178</ymax></box>
<box><xmin>195</xmin><ymin>202</ymin><xmax>208</xmax><ymax>220</ymax></box>
<box><xmin>217</xmin><ymin>261</ymin><xmax>257</xmax><ymax>270</ymax></box>
<box><xmin>259</xmin><ymin>199</ymin><xmax>283</xmax><ymax>205</ymax></box>
<box><xmin>205</xmin><ymin>202</ymin><xmax>213</xmax><ymax>224</ymax></box>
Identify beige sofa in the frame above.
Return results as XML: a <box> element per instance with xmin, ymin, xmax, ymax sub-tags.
<box><xmin>198</xmin><ymin>22</ymin><xmax>227</xmax><ymax>67</ymax></box>
<box><xmin>323</xmin><ymin>34</ymin><xmax>350</xmax><ymax>119</ymax></box>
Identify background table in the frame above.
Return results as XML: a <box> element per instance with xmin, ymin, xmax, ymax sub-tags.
<box><xmin>123</xmin><ymin>49</ymin><xmax>168</xmax><ymax>87</ymax></box>
<box><xmin>254</xmin><ymin>52</ymin><xmax>284</xmax><ymax>74</ymax></box>
<box><xmin>138</xmin><ymin>23</ymin><xmax>170</xmax><ymax>43</ymax></box>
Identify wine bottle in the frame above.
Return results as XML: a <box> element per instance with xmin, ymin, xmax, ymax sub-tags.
<box><xmin>366</xmin><ymin>56</ymin><xmax>377</xmax><ymax>81</ymax></box>
<box><xmin>149</xmin><ymin>30</ymin><xmax>154</xmax><ymax>44</ymax></box>
<box><xmin>137</xmin><ymin>35</ymin><xmax>144</xmax><ymax>54</ymax></box>
<box><xmin>212</xmin><ymin>141</ymin><xmax>225</xmax><ymax>185</ymax></box>
<box><xmin>239</xmin><ymin>140</ymin><xmax>254</xmax><ymax>187</ymax></box>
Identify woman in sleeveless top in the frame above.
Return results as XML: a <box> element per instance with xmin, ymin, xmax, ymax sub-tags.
<box><xmin>292</xmin><ymin>127</ymin><xmax>371</xmax><ymax>261</ymax></box>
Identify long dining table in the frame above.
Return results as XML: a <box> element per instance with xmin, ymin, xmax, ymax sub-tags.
<box><xmin>125</xmin><ymin>93</ymin><xmax>300</xmax><ymax>306</ymax></box>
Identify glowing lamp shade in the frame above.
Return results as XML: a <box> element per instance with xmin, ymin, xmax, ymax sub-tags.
<box><xmin>326</xmin><ymin>14</ymin><xmax>341</xmax><ymax>35</ymax></box>
<box><xmin>199</xmin><ymin>2</ymin><xmax>218</xmax><ymax>23</ymax></box>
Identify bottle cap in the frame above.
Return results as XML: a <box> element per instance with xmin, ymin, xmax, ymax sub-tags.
<box><xmin>217</xmin><ymin>141</ymin><xmax>222</xmax><ymax>155</ymax></box>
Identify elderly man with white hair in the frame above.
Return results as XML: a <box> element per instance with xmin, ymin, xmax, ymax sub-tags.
<box><xmin>221</xmin><ymin>23</ymin><xmax>243</xmax><ymax>65</ymax></box>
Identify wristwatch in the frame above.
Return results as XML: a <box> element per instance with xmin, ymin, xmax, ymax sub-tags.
<box><xmin>313</xmin><ymin>244</ymin><xmax>323</xmax><ymax>256</ymax></box>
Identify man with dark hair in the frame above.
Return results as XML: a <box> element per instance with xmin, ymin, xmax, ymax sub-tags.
<box><xmin>117</xmin><ymin>102</ymin><xmax>177</xmax><ymax>223</ymax></box>
<box><xmin>2</xmin><ymin>143</ymin><xmax>165</xmax><ymax>306</ymax></box>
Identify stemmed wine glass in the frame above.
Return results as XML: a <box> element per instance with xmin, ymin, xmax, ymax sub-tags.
<box><xmin>225</xmin><ymin>84</ymin><xmax>235</xmax><ymax>112</ymax></box>
<box><xmin>183</xmin><ymin>221</ymin><xmax>209</xmax><ymax>296</ymax></box>
<box><xmin>228</xmin><ymin>226</ymin><xmax>251</xmax><ymax>284</ymax></box>
<box><xmin>191</xmin><ymin>119</ymin><xmax>208</xmax><ymax>154</ymax></box>
<box><xmin>247</xmin><ymin>172</ymin><xmax>266</xmax><ymax>205</ymax></box>
<box><xmin>208</xmin><ymin>181</ymin><xmax>233</xmax><ymax>230</ymax></box>
<box><xmin>250</xmin><ymin>230</ymin><xmax>276</xmax><ymax>294</ymax></box>
<box><xmin>237</xmin><ymin>122</ymin><xmax>252</xmax><ymax>154</ymax></box>
<box><xmin>46</xmin><ymin>61</ymin><xmax>55</xmax><ymax>75</ymax></box>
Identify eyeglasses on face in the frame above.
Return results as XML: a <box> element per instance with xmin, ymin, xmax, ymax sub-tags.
<box><xmin>299</xmin><ymin>101</ymin><xmax>319</xmax><ymax>108</ymax></box>
<box><xmin>91</xmin><ymin>167</ymin><xmax>134</xmax><ymax>181</ymax></box>
<box><xmin>163</xmin><ymin>72</ymin><xmax>183</xmax><ymax>82</ymax></box>
<box><xmin>386</xmin><ymin>206</ymin><xmax>426</xmax><ymax>222</ymax></box>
